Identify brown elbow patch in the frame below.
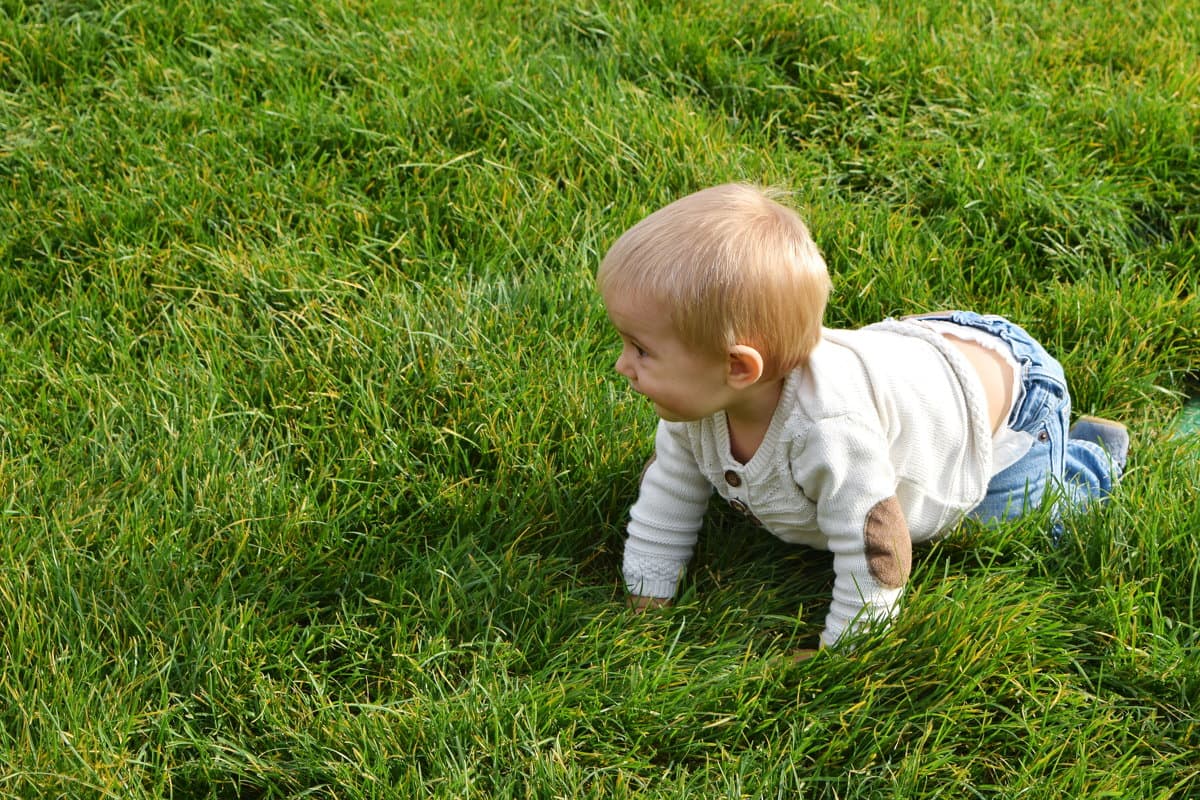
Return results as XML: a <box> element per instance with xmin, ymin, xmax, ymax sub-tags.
<box><xmin>863</xmin><ymin>496</ymin><xmax>912</xmax><ymax>589</ymax></box>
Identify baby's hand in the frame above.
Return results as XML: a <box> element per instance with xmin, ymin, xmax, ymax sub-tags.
<box><xmin>628</xmin><ymin>595</ymin><xmax>672</xmax><ymax>612</ymax></box>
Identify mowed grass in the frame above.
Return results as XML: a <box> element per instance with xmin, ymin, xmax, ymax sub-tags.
<box><xmin>1</xmin><ymin>0</ymin><xmax>1199</xmax><ymax>797</ymax></box>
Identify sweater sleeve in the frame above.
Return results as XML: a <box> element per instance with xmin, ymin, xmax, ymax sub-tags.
<box><xmin>791</xmin><ymin>415</ymin><xmax>912</xmax><ymax>648</ymax></box>
<box><xmin>622</xmin><ymin>421</ymin><xmax>713</xmax><ymax>598</ymax></box>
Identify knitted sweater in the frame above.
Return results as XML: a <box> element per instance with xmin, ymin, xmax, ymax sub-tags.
<box><xmin>622</xmin><ymin>319</ymin><xmax>995</xmax><ymax>647</ymax></box>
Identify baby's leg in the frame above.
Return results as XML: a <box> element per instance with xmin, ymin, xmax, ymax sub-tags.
<box><xmin>969</xmin><ymin>384</ymin><xmax>1122</xmax><ymax>530</ymax></box>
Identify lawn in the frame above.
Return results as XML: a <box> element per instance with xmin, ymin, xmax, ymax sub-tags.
<box><xmin>1</xmin><ymin>0</ymin><xmax>1198</xmax><ymax>797</ymax></box>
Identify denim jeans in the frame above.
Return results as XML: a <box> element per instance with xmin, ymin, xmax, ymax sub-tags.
<box><xmin>908</xmin><ymin>311</ymin><xmax>1117</xmax><ymax>527</ymax></box>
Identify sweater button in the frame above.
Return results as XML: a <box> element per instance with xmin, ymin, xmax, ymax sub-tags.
<box><xmin>724</xmin><ymin>470</ymin><xmax>741</xmax><ymax>487</ymax></box>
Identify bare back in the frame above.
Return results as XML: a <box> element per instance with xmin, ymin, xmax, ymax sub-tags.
<box><xmin>941</xmin><ymin>335</ymin><xmax>1014</xmax><ymax>434</ymax></box>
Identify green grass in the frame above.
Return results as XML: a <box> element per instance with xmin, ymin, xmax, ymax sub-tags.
<box><xmin>2</xmin><ymin>0</ymin><xmax>1199</xmax><ymax>797</ymax></box>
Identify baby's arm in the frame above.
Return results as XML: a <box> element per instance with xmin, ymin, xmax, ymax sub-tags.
<box><xmin>621</xmin><ymin>421</ymin><xmax>712</xmax><ymax>603</ymax></box>
<box><xmin>793</xmin><ymin>416</ymin><xmax>913</xmax><ymax>647</ymax></box>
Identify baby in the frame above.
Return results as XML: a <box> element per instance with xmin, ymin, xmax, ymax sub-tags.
<box><xmin>598</xmin><ymin>183</ymin><xmax>1127</xmax><ymax>648</ymax></box>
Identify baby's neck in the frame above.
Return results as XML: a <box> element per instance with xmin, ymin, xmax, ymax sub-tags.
<box><xmin>725</xmin><ymin>379</ymin><xmax>784</xmax><ymax>464</ymax></box>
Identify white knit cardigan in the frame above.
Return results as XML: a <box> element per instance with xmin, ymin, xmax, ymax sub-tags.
<box><xmin>622</xmin><ymin>319</ymin><xmax>996</xmax><ymax>646</ymax></box>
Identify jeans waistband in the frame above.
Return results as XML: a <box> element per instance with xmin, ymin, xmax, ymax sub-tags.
<box><xmin>904</xmin><ymin>310</ymin><xmax>1065</xmax><ymax>385</ymax></box>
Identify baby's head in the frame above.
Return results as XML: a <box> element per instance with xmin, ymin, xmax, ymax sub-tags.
<box><xmin>597</xmin><ymin>183</ymin><xmax>831</xmax><ymax>380</ymax></box>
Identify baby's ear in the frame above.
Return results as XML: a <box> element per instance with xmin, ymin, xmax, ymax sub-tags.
<box><xmin>727</xmin><ymin>345</ymin><xmax>765</xmax><ymax>388</ymax></box>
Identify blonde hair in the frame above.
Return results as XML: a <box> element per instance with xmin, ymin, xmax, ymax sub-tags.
<box><xmin>597</xmin><ymin>183</ymin><xmax>832</xmax><ymax>380</ymax></box>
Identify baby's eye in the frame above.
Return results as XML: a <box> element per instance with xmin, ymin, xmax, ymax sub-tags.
<box><xmin>633</xmin><ymin>343</ymin><xmax>648</xmax><ymax>358</ymax></box>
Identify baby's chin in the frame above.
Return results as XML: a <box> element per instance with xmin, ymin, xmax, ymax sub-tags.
<box><xmin>652</xmin><ymin>403</ymin><xmax>677</xmax><ymax>420</ymax></box>
<box><xmin>653</xmin><ymin>404</ymin><xmax>700</xmax><ymax>423</ymax></box>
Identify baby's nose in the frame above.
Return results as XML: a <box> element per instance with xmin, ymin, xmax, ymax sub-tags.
<box><xmin>614</xmin><ymin>352</ymin><xmax>634</xmax><ymax>379</ymax></box>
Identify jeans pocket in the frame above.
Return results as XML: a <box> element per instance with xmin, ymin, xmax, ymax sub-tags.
<box><xmin>1012</xmin><ymin>377</ymin><xmax>1066</xmax><ymax>433</ymax></box>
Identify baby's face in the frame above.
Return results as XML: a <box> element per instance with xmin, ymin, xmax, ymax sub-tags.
<box><xmin>603</xmin><ymin>289</ymin><xmax>732</xmax><ymax>422</ymax></box>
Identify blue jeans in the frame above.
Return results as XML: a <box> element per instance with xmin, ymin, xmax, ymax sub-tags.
<box><xmin>908</xmin><ymin>311</ymin><xmax>1117</xmax><ymax>528</ymax></box>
